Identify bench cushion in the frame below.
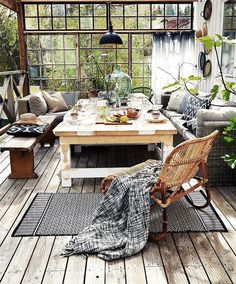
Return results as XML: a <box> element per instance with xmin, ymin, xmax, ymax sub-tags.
<box><xmin>42</xmin><ymin>91</ymin><xmax>68</xmax><ymax>113</ymax></box>
<box><xmin>29</xmin><ymin>93</ymin><xmax>48</xmax><ymax>116</ymax></box>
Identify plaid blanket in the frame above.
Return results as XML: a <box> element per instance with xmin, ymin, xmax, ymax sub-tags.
<box><xmin>62</xmin><ymin>161</ymin><xmax>162</xmax><ymax>260</ymax></box>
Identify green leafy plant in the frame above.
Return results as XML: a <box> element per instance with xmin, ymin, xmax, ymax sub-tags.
<box><xmin>222</xmin><ymin>117</ymin><xmax>236</xmax><ymax>169</ymax></box>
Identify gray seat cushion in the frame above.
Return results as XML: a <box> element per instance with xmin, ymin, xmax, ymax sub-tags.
<box><xmin>162</xmin><ymin>109</ymin><xmax>182</xmax><ymax>119</ymax></box>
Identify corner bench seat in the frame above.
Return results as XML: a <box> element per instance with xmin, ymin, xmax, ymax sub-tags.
<box><xmin>0</xmin><ymin>116</ymin><xmax>56</xmax><ymax>179</ymax></box>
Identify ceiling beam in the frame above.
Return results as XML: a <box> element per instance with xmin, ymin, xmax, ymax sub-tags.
<box><xmin>0</xmin><ymin>0</ymin><xmax>18</xmax><ymax>12</ymax></box>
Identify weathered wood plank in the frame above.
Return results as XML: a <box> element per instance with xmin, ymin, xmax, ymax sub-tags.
<box><xmin>173</xmin><ymin>233</ymin><xmax>210</xmax><ymax>284</ymax></box>
<box><xmin>84</xmin><ymin>255</ymin><xmax>105</xmax><ymax>284</ymax></box>
<box><xmin>190</xmin><ymin>232</ymin><xmax>232</xmax><ymax>284</ymax></box>
<box><xmin>159</xmin><ymin>235</ymin><xmax>189</xmax><ymax>284</ymax></box>
<box><xmin>42</xmin><ymin>236</ymin><xmax>70</xmax><ymax>284</ymax></box>
<box><xmin>21</xmin><ymin>236</ymin><xmax>55</xmax><ymax>284</ymax></box>
<box><xmin>142</xmin><ymin>241</ymin><xmax>168</xmax><ymax>284</ymax></box>
<box><xmin>105</xmin><ymin>259</ymin><xmax>126</xmax><ymax>284</ymax></box>
<box><xmin>64</xmin><ymin>255</ymin><xmax>86</xmax><ymax>284</ymax></box>
<box><xmin>206</xmin><ymin>232</ymin><xmax>236</xmax><ymax>283</ymax></box>
<box><xmin>125</xmin><ymin>253</ymin><xmax>147</xmax><ymax>284</ymax></box>
<box><xmin>0</xmin><ymin>237</ymin><xmax>38</xmax><ymax>284</ymax></box>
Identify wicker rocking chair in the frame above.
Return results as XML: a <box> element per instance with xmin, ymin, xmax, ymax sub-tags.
<box><xmin>101</xmin><ymin>130</ymin><xmax>219</xmax><ymax>241</ymax></box>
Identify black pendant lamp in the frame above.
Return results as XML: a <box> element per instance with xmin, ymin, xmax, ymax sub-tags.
<box><xmin>99</xmin><ymin>3</ymin><xmax>123</xmax><ymax>47</ymax></box>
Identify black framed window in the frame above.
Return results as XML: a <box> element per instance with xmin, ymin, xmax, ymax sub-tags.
<box><xmin>24</xmin><ymin>3</ymin><xmax>193</xmax><ymax>31</ymax></box>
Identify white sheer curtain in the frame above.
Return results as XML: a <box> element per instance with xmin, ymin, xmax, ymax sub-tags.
<box><xmin>151</xmin><ymin>31</ymin><xmax>195</xmax><ymax>103</ymax></box>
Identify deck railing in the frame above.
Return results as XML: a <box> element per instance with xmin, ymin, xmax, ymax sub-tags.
<box><xmin>0</xmin><ymin>70</ymin><xmax>28</xmax><ymax>135</ymax></box>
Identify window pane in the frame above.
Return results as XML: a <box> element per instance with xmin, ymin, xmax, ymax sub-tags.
<box><xmin>66</xmin><ymin>4</ymin><xmax>79</xmax><ymax>16</ymax></box>
<box><xmin>94</xmin><ymin>17</ymin><xmax>106</xmax><ymax>29</ymax></box>
<box><xmin>132</xmin><ymin>35</ymin><xmax>143</xmax><ymax>48</ymax></box>
<box><xmin>25</xmin><ymin>18</ymin><xmax>38</xmax><ymax>30</ymax></box>
<box><xmin>42</xmin><ymin>66</ymin><xmax>53</xmax><ymax>78</ymax></box>
<box><xmin>41</xmin><ymin>51</ymin><xmax>53</xmax><ymax>64</ymax></box>
<box><xmin>80</xmin><ymin>18</ymin><xmax>93</xmax><ymax>29</ymax></box>
<box><xmin>54</xmin><ymin>51</ymin><xmax>64</xmax><ymax>64</ymax></box>
<box><xmin>132</xmin><ymin>50</ymin><xmax>144</xmax><ymax>63</ymax></box>
<box><xmin>53</xmin><ymin>18</ymin><xmax>66</xmax><ymax>29</ymax></box>
<box><xmin>151</xmin><ymin>17</ymin><xmax>164</xmax><ymax>29</ymax></box>
<box><xmin>132</xmin><ymin>64</ymin><xmax>143</xmax><ymax>76</ymax></box>
<box><xmin>65</xmin><ymin>50</ymin><xmax>76</xmax><ymax>64</ymax></box>
<box><xmin>178</xmin><ymin>17</ymin><xmax>191</xmax><ymax>29</ymax></box>
<box><xmin>25</xmin><ymin>5</ymin><xmax>38</xmax><ymax>17</ymax></box>
<box><xmin>80</xmin><ymin>35</ymin><xmax>91</xmax><ymax>48</ymax></box>
<box><xmin>27</xmin><ymin>35</ymin><xmax>39</xmax><ymax>49</ymax></box>
<box><xmin>28</xmin><ymin>51</ymin><xmax>40</xmax><ymax>64</ymax></box>
<box><xmin>65</xmin><ymin>66</ymin><xmax>77</xmax><ymax>79</ymax></box>
<box><xmin>40</xmin><ymin>35</ymin><xmax>52</xmax><ymax>49</ymax></box>
<box><xmin>152</xmin><ymin>4</ymin><xmax>164</xmax><ymax>16</ymax></box>
<box><xmin>138</xmin><ymin>4</ymin><xmax>150</xmax><ymax>16</ymax></box>
<box><xmin>111</xmin><ymin>5</ymin><xmax>123</xmax><ymax>16</ymax></box>
<box><xmin>52</xmin><ymin>35</ymin><xmax>63</xmax><ymax>49</ymax></box>
<box><xmin>52</xmin><ymin>4</ymin><xmax>65</xmax><ymax>16</ymax></box>
<box><xmin>39</xmin><ymin>18</ymin><xmax>52</xmax><ymax>30</ymax></box>
<box><xmin>80</xmin><ymin>4</ymin><xmax>93</xmax><ymax>16</ymax></box>
<box><xmin>125</xmin><ymin>17</ymin><xmax>137</xmax><ymax>29</ymax></box>
<box><xmin>67</xmin><ymin>18</ymin><xmax>79</xmax><ymax>29</ymax></box>
<box><xmin>65</xmin><ymin>35</ymin><xmax>76</xmax><ymax>48</ymax></box>
<box><xmin>165</xmin><ymin>4</ymin><xmax>177</xmax><ymax>16</ymax></box>
<box><xmin>165</xmin><ymin>17</ymin><xmax>177</xmax><ymax>29</ymax></box>
<box><xmin>125</xmin><ymin>5</ymin><xmax>137</xmax><ymax>16</ymax></box>
<box><xmin>138</xmin><ymin>17</ymin><xmax>150</xmax><ymax>29</ymax></box>
<box><xmin>112</xmin><ymin>17</ymin><xmax>124</xmax><ymax>30</ymax></box>
<box><xmin>179</xmin><ymin>4</ymin><xmax>191</xmax><ymax>16</ymax></box>
<box><xmin>94</xmin><ymin>4</ymin><xmax>106</xmax><ymax>16</ymax></box>
<box><xmin>38</xmin><ymin>4</ymin><xmax>51</xmax><ymax>16</ymax></box>
<box><xmin>54</xmin><ymin>66</ymin><xmax>65</xmax><ymax>78</ymax></box>
<box><xmin>29</xmin><ymin>66</ymin><xmax>40</xmax><ymax>78</ymax></box>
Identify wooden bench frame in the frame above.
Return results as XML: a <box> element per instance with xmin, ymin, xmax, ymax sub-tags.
<box><xmin>0</xmin><ymin>116</ymin><xmax>56</xmax><ymax>179</ymax></box>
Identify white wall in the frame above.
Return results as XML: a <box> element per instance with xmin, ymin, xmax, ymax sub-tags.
<box><xmin>194</xmin><ymin>0</ymin><xmax>225</xmax><ymax>92</ymax></box>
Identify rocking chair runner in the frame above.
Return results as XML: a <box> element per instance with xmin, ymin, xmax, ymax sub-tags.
<box><xmin>101</xmin><ymin>130</ymin><xmax>219</xmax><ymax>240</ymax></box>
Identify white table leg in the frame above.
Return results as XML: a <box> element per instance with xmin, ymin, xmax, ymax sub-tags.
<box><xmin>60</xmin><ymin>142</ymin><xmax>72</xmax><ymax>187</ymax></box>
<box><xmin>161</xmin><ymin>143</ymin><xmax>174</xmax><ymax>161</ymax></box>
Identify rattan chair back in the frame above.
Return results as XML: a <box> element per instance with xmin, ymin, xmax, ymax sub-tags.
<box><xmin>158</xmin><ymin>130</ymin><xmax>219</xmax><ymax>188</ymax></box>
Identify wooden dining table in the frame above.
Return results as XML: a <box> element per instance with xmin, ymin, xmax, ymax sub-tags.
<box><xmin>54</xmin><ymin>112</ymin><xmax>177</xmax><ymax>187</ymax></box>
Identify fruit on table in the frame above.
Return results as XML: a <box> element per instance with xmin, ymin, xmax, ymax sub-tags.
<box><xmin>126</xmin><ymin>108</ymin><xmax>139</xmax><ymax>118</ymax></box>
<box><xmin>120</xmin><ymin>116</ymin><xmax>129</xmax><ymax>123</ymax></box>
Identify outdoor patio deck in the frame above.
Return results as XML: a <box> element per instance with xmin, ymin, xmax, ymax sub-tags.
<box><xmin>0</xmin><ymin>135</ymin><xmax>236</xmax><ymax>284</ymax></box>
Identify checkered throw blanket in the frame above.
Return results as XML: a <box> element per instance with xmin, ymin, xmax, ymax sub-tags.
<box><xmin>62</xmin><ymin>161</ymin><xmax>162</xmax><ymax>260</ymax></box>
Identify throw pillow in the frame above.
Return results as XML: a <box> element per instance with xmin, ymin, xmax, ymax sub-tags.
<box><xmin>167</xmin><ymin>91</ymin><xmax>186</xmax><ymax>111</ymax></box>
<box><xmin>29</xmin><ymin>93</ymin><xmax>48</xmax><ymax>116</ymax></box>
<box><xmin>177</xmin><ymin>93</ymin><xmax>191</xmax><ymax>113</ymax></box>
<box><xmin>182</xmin><ymin>96</ymin><xmax>210</xmax><ymax>121</ymax></box>
<box><xmin>42</xmin><ymin>91</ymin><xmax>68</xmax><ymax>113</ymax></box>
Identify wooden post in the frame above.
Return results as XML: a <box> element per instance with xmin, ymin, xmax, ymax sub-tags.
<box><xmin>16</xmin><ymin>1</ymin><xmax>29</xmax><ymax>96</ymax></box>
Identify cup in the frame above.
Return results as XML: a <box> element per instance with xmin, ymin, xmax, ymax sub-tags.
<box><xmin>152</xmin><ymin>105</ymin><xmax>160</xmax><ymax>120</ymax></box>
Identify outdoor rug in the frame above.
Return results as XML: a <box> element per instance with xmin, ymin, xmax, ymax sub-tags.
<box><xmin>12</xmin><ymin>191</ymin><xmax>227</xmax><ymax>237</ymax></box>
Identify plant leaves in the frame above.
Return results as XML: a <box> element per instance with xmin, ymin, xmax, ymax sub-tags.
<box><xmin>210</xmin><ymin>84</ymin><xmax>219</xmax><ymax>99</ymax></box>
<box><xmin>215</xmin><ymin>34</ymin><xmax>223</xmax><ymax>41</ymax></box>
<box><xmin>187</xmin><ymin>75</ymin><xmax>202</xmax><ymax>81</ymax></box>
<box><xmin>222</xmin><ymin>89</ymin><xmax>231</xmax><ymax>101</ymax></box>
<box><xmin>198</xmin><ymin>35</ymin><xmax>214</xmax><ymax>49</ymax></box>
<box><xmin>162</xmin><ymin>81</ymin><xmax>180</xmax><ymax>90</ymax></box>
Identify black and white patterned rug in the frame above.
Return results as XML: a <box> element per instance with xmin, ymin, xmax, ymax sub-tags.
<box><xmin>12</xmin><ymin>191</ymin><xmax>226</xmax><ymax>237</ymax></box>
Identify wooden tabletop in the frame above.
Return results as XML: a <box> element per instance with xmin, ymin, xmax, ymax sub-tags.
<box><xmin>54</xmin><ymin>114</ymin><xmax>177</xmax><ymax>137</ymax></box>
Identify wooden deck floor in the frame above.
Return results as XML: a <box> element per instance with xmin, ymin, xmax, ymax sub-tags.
<box><xmin>0</xmin><ymin>134</ymin><xmax>236</xmax><ymax>284</ymax></box>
